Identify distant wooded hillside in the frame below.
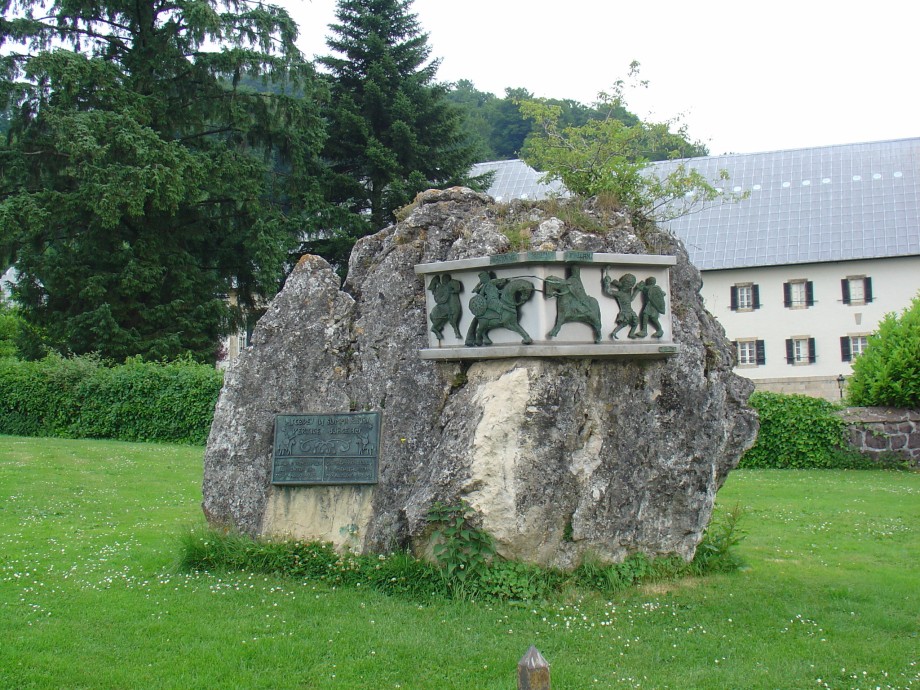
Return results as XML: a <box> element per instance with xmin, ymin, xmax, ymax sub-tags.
<box><xmin>444</xmin><ymin>79</ymin><xmax>708</xmax><ymax>163</ymax></box>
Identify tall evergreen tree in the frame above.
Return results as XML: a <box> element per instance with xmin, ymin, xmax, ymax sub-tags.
<box><xmin>0</xmin><ymin>0</ymin><xmax>328</xmax><ymax>362</ymax></box>
<box><xmin>318</xmin><ymin>0</ymin><xmax>478</xmax><ymax>234</ymax></box>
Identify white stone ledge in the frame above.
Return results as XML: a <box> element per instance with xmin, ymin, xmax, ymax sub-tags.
<box><xmin>414</xmin><ymin>251</ymin><xmax>676</xmax><ymax>275</ymax></box>
<box><xmin>420</xmin><ymin>343</ymin><xmax>680</xmax><ymax>360</ymax></box>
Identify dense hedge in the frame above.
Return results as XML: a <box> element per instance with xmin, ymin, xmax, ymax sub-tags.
<box><xmin>0</xmin><ymin>355</ymin><xmax>222</xmax><ymax>444</ymax></box>
<box><xmin>847</xmin><ymin>294</ymin><xmax>920</xmax><ymax>409</ymax></box>
<box><xmin>740</xmin><ymin>391</ymin><xmax>850</xmax><ymax>469</ymax></box>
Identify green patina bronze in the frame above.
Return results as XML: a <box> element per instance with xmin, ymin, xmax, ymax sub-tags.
<box><xmin>272</xmin><ymin>413</ymin><xmax>380</xmax><ymax>485</ymax></box>
<box><xmin>544</xmin><ymin>265</ymin><xmax>602</xmax><ymax>343</ymax></box>
<box><xmin>419</xmin><ymin>254</ymin><xmax>672</xmax><ymax>353</ymax></box>
<box><xmin>563</xmin><ymin>250</ymin><xmax>594</xmax><ymax>262</ymax></box>
<box><xmin>636</xmin><ymin>276</ymin><xmax>667</xmax><ymax>338</ymax></box>
<box><xmin>489</xmin><ymin>253</ymin><xmax>520</xmax><ymax>265</ymax></box>
<box><xmin>464</xmin><ymin>271</ymin><xmax>535</xmax><ymax>346</ymax></box>
<box><xmin>601</xmin><ymin>269</ymin><xmax>641</xmax><ymax>340</ymax></box>
<box><xmin>428</xmin><ymin>273</ymin><xmax>464</xmax><ymax>340</ymax></box>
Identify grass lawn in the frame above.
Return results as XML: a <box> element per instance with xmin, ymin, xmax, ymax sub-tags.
<box><xmin>1</xmin><ymin>435</ymin><xmax>917</xmax><ymax>689</ymax></box>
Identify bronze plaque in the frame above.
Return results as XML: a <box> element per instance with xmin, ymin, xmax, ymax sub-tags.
<box><xmin>272</xmin><ymin>412</ymin><xmax>381</xmax><ymax>485</ymax></box>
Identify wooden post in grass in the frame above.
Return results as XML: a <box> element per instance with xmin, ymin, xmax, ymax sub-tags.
<box><xmin>517</xmin><ymin>645</ymin><xmax>550</xmax><ymax>690</ymax></box>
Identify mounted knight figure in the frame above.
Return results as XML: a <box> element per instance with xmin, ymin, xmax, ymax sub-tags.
<box><xmin>544</xmin><ymin>265</ymin><xmax>602</xmax><ymax>343</ymax></box>
<box><xmin>464</xmin><ymin>271</ymin><xmax>536</xmax><ymax>346</ymax></box>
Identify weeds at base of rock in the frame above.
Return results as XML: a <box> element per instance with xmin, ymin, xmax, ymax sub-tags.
<box><xmin>180</xmin><ymin>505</ymin><xmax>746</xmax><ymax>603</ymax></box>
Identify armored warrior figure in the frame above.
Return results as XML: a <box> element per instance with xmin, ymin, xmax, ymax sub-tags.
<box><xmin>635</xmin><ymin>276</ymin><xmax>666</xmax><ymax>338</ymax></box>
<box><xmin>428</xmin><ymin>273</ymin><xmax>464</xmax><ymax>340</ymax></box>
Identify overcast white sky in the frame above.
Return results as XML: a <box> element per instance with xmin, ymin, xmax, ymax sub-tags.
<box><xmin>280</xmin><ymin>0</ymin><xmax>918</xmax><ymax>156</ymax></box>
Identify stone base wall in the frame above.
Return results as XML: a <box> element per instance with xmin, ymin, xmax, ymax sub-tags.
<box><xmin>837</xmin><ymin>407</ymin><xmax>920</xmax><ymax>466</ymax></box>
<box><xmin>751</xmin><ymin>376</ymin><xmax>845</xmax><ymax>402</ymax></box>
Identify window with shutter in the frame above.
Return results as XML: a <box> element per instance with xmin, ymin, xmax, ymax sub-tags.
<box><xmin>785</xmin><ymin>280</ymin><xmax>810</xmax><ymax>308</ymax></box>
<box><xmin>788</xmin><ymin>337</ymin><xmax>814</xmax><ymax>364</ymax></box>
<box><xmin>736</xmin><ymin>340</ymin><xmax>757</xmax><ymax>366</ymax></box>
<box><xmin>737</xmin><ymin>285</ymin><xmax>752</xmax><ymax>310</ymax></box>
<box><xmin>850</xmin><ymin>335</ymin><xmax>869</xmax><ymax>358</ymax></box>
<box><xmin>840</xmin><ymin>336</ymin><xmax>852</xmax><ymax>362</ymax></box>
<box><xmin>730</xmin><ymin>284</ymin><xmax>758</xmax><ymax>311</ymax></box>
<box><xmin>844</xmin><ymin>276</ymin><xmax>868</xmax><ymax>305</ymax></box>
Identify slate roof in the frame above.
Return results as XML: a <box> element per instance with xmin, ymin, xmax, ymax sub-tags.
<box><xmin>470</xmin><ymin>159</ymin><xmax>567</xmax><ymax>202</ymax></box>
<box><xmin>472</xmin><ymin>138</ymin><xmax>920</xmax><ymax>271</ymax></box>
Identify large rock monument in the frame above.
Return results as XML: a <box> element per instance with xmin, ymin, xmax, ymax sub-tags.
<box><xmin>203</xmin><ymin>188</ymin><xmax>758</xmax><ymax>568</ymax></box>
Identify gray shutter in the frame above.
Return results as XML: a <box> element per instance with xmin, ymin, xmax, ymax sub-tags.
<box><xmin>840</xmin><ymin>336</ymin><xmax>852</xmax><ymax>362</ymax></box>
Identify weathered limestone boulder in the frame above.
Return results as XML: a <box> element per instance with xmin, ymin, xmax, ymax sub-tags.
<box><xmin>203</xmin><ymin>188</ymin><xmax>758</xmax><ymax>568</ymax></box>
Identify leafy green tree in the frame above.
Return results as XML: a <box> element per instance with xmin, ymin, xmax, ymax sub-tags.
<box><xmin>443</xmin><ymin>79</ymin><xmax>498</xmax><ymax>161</ymax></box>
<box><xmin>489</xmin><ymin>87</ymin><xmax>534</xmax><ymax>159</ymax></box>
<box><xmin>446</xmin><ymin>77</ymin><xmax>706</xmax><ymax>168</ymax></box>
<box><xmin>318</xmin><ymin>0</ymin><xmax>479</xmax><ymax>235</ymax></box>
<box><xmin>0</xmin><ymin>302</ymin><xmax>21</xmax><ymax>358</ymax></box>
<box><xmin>847</xmin><ymin>294</ymin><xmax>920</xmax><ymax>408</ymax></box>
<box><xmin>0</xmin><ymin>0</ymin><xmax>327</xmax><ymax>362</ymax></box>
<box><xmin>519</xmin><ymin>63</ymin><xmax>720</xmax><ymax>224</ymax></box>
<box><xmin>444</xmin><ymin>83</ymin><xmax>533</xmax><ymax>161</ymax></box>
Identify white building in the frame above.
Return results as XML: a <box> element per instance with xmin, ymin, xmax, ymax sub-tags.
<box><xmin>471</xmin><ymin>138</ymin><xmax>920</xmax><ymax>400</ymax></box>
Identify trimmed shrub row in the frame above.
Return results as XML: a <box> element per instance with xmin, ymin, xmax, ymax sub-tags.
<box><xmin>0</xmin><ymin>355</ymin><xmax>222</xmax><ymax>444</ymax></box>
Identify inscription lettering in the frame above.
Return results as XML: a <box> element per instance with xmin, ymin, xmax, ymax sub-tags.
<box><xmin>564</xmin><ymin>251</ymin><xmax>594</xmax><ymax>262</ymax></box>
<box><xmin>324</xmin><ymin>457</ymin><xmax>376</xmax><ymax>482</ymax></box>
<box><xmin>272</xmin><ymin>413</ymin><xmax>380</xmax><ymax>485</ymax></box>
<box><xmin>490</xmin><ymin>253</ymin><xmax>520</xmax><ymax>265</ymax></box>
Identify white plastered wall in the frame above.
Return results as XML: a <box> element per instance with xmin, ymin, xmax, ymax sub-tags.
<box><xmin>700</xmin><ymin>255</ymin><xmax>920</xmax><ymax>399</ymax></box>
